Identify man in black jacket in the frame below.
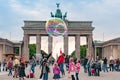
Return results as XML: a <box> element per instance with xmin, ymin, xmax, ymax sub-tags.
<box><xmin>39</xmin><ymin>52</ymin><xmax>52</xmax><ymax>80</ymax></box>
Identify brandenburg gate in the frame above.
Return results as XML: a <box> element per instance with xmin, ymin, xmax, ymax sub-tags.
<box><xmin>22</xmin><ymin>4</ymin><xmax>94</xmax><ymax>61</ymax></box>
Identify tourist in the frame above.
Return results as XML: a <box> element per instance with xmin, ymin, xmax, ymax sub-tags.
<box><xmin>109</xmin><ymin>59</ymin><xmax>115</xmax><ymax>71</ymax></box>
<box><xmin>57</xmin><ymin>53</ymin><xmax>65</xmax><ymax>76</ymax></box>
<box><xmin>94</xmin><ymin>60</ymin><xmax>101</xmax><ymax>76</ymax></box>
<box><xmin>39</xmin><ymin>52</ymin><xmax>52</xmax><ymax>80</ymax></box>
<box><xmin>2</xmin><ymin>59</ymin><xmax>6</xmax><ymax>71</ymax></box>
<box><xmin>91</xmin><ymin>61</ymin><xmax>95</xmax><ymax>76</ymax></box>
<box><xmin>115</xmin><ymin>58</ymin><xmax>120</xmax><ymax>71</ymax></box>
<box><xmin>53</xmin><ymin>63</ymin><xmax>60</xmax><ymax>80</ymax></box>
<box><xmin>13</xmin><ymin>57</ymin><xmax>20</xmax><ymax>78</ymax></box>
<box><xmin>103</xmin><ymin>57</ymin><xmax>108</xmax><ymax>72</ymax></box>
<box><xmin>75</xmin><ymin>59</ymin><xmax>80</xmax><ymax>80</ymax></box>
<box><xmin>40</xmin><ymin>58</ymin><xmax>50</xmax><ymax>80</ymax></box>
<box><xmin>65</xmin><ymin>55</ymin><xmax>69</xmax><ymax>71</ymax></box>
<box><xmin>18</xmin><ymin>63</ymin><xmax>26</xmax><ymax>80</ymax></box>
<box><xmin>7</xmin><ymin>58</ymin><xmax>13</xmax><ymax>76</ymax></box>
<box><xmin>68</xmin><ymin>58</ymin><xmax>76</xmax><ymax>80</ymax></box>
<box><xmin>30</xmin><ymin>56</ymin><xmax>36</xmax><ymax>74</ymax></box>
<box><xmin>83</xmin><ymin>57</ymin><xmax>88</xmax><ymax>73</ymax></box>
<box><xmin>86</xmin><ymin>57</ymin><xmax>92</xmax><ymax>76</ymax></box>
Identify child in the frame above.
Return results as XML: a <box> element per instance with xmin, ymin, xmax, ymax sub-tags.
<box><xmin>91</xmin><ymin>61</ymin><xmax>95</xmax><ymax>76</ymax></box>
<box><xmin>18</xmin><ymin>63</ymin><xmax>26</xmax><ymax>80</ymax></box>
<box><xmin>68</xmin><ymin>58</ymin><xmax>76</xmax><ymax>80</ymax></box>
<box><xmin>76</xmin><ymin>59</ymin><xmax>80</xmax><ymax>80</ymax></box>
<box><xmin>53</xmin><ymin>63</ymin><xmax>60</xmax><ymax>80</ymax></box>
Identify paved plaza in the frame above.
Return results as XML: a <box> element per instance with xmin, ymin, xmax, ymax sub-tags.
<box><xmin>0</xmin><ymin>65</ymin><xmax>120</xmax><ymax>80</ymax></box>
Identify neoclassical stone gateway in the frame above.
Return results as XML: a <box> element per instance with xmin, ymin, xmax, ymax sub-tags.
<box><xmin>22</xmin><ymin>4</ymin><xmax>94</xmax><ymax>61</ymax></box>
<box><xmin>22</xmin><ymin>21</ymin><xmax>94</xmax><ymax>61</ymax></box>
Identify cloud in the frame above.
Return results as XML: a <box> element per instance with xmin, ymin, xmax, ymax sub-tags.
<box><xmin>4</xmin><ymin>0</ymin><xmax>120</xmax><ymax>43</ymax></box>
<box><xmin>9</xmin><ymin>0</ymin><xmax>52</xmax><ymax>20</ymax></box>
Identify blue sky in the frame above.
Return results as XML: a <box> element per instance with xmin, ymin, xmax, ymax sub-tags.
<box><xmin>0</xmin><ymin>0</ymin><xmax>120</xmax><ymax>55</ymax></box>
<box><xmin>0</xmin><ymin>0</ymin><xmax>120</xmax><ymax>42</ymax></box>
<box><xmin>1</xmin><ymin>0</ymin><xmax>120</xmax><ymax>56</ymax></box>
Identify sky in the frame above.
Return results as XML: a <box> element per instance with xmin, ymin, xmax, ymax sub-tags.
<box><xmin>0</xmin><ymin>0</ymin><xmax>120</xmax><ymax>56</ymax></box>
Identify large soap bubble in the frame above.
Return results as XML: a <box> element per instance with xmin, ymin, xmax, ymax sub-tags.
<box><xmin>46</xmin><ymin>18</ymin><xmax>67</xmax><ymax>37</ymax></box>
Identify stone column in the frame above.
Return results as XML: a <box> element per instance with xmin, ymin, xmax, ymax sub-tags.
<box><xmin>95</xmin><ymin>46</ymin><xmax>97</xmax><ymax>61</ymax></box>
<box><xmin>102</xmin><ymin>47</ymin><xmax>104</xmax><ymax>58</ymax></box>
<box><xmin>36</xmin><ymin>34</ymin><xmax>41</xmax><ymax>54</ymax></box>
<box><xmin>23</xmin><ymin>34</ymin><xmax>29</xmax><ymax>61</ymax></box>
<box><xmin>3</xmin><ymin>44</ymin><xmax>6</xmax><ymax>54</ymax></box>
<box><xmin>2</xmin><ymin>44</ymin><xmax>6</xmax><ymax>59</ymax></box>
<box><xmin>75</xmin><ymin>34</ymin><xmax>80</xmax><ymax>60</ymax></box>
<box><xmin>64</xmin><ymin>35</ymin><xmax>68</xmax><ymax>55</ymax></box>
<box><xmin>87</xmin><ymin>34</ymin><xmax>93</xmax><ymax>59</ymax></box>
<box><xmin>36</xmin><ymin>34</ymin><xmax>41</xmax><ymax>60</ymax></box>
<box><xmin>48</xmin><ymin>36</ymin><xmax>53</xmax><ymax>53</ymax></box>
<box><xmin>19</xmin><ymin>46</ymin><xmax>22</xmax><ymax>57</ymax></box>
<box><xmin>110</xmin><ymin>45</ymin><xmax>113</xmax><ymax>56</ymax></box>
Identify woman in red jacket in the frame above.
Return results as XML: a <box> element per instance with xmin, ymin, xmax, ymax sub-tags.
<box><xmin>57</xmin><ymin>53</ymin><xmax>65</xmax><ymax>77</ymax></box>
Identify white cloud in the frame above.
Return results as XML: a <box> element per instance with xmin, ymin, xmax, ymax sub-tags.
<box><xmin>9</xmin><ymin>0</ymin><xmax>51</xmax><ymax>20</ymax></box>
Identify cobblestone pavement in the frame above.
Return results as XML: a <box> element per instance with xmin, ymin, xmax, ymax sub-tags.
<box><xmin>0</xmin><ymin>65</ymin><xmax>120</xmax><ymax>80</ymax></box>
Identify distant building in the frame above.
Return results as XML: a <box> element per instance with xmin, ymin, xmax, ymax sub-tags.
<box><xmin>0</xmin><ymin>38</ymin><xmax>22</xmax><ymax>61</ymax></box>
<box><xmin>94</xmin><ymin>37</ymin><xmax>120</xmax><ymax>60</ymax></box>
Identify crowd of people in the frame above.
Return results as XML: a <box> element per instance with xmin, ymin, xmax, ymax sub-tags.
<box><xmin>0</xmin><ymin>53</ymin><xmax>120</xmax><ymax>80</ymax></box>
<box><xmin>82</xmin><ymin>56</ymin><xmax>120</xmax><ymax>77</ymax></box>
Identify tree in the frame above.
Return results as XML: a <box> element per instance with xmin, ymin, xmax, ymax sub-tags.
<box><xmin>29</xmin><ymin>44</ymin><xmax>36</xmax><ymax>59</ymax></box>
<box><xmin>80</xmin><ymin>45</ymin><xmax>87</xmax><ymax>59</ymax></box>
<box><xmin>70</xmin><ymin>45</ymin><xmax>87</xmax><ymax>59</ymax></box>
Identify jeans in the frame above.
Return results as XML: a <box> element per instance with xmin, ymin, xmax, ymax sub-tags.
<box><xmin>83</xmin><ymin>65</ymin><xmax>87</xmax><ymax>73</ymax></box>
<box><xmin>87</xmin><ymin>66</ymin><xmax>91</xmax><ymax>76</ymax></box>
<box><xmin>103</xmin><ymin>64</ymin><xmax>108</xmax><ymax>72</ymax></box>
<box><xmin>109</xmin><ymin>64</ymin><xmax>114</xmax><ymax>71</ymax></box>
<box><xmin>59</xmin><ymin>63</ymin><xmax>65</xmax><ymax>75</ymax></box>
<box><xmin>95</xmin><ymin>68</ymin><xmax>100</xmax><ymax>76</ymax></box>
<box><xmin>8</xmin><ymin>67</ymin><xmax>12</xmax><ymax>76</ymax></box>
<box><xmin>65</xmin><ymin>63</ymin><xmax>69</xmax><ymax>71</ymax></box>
<box><xmin>31</xmin><ymin>65</ymin><xmax>35</xmax><ymax>73</ymax></box>
<box><xmin>43</xmin><ymin>72</ymin><xmax>48</xmax><ymax>80</ymax></box>
<box><xmin>76</xmin><ymin>73</ymin><xmax>79</xmax><ymax>80</ymax></box>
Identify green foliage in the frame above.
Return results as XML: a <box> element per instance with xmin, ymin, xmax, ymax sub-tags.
<box><xmin>29</xmin><ymin>44</ymin><xmax>50</xmax><ymax>59</ymax></box>
<box><xmin>80</xmin><ymin>45</ymin><xmax>87</xmax><ymax>59</ymax></box>
<box><xmin>70</xmin><ymin>51</ymin><xmax>76</xmax><ymax>59</ymax></box>
<box><xmin>15</xmin><ymin>47</ymin><xmax>19</xmax><ymax>55</ymax></box>
<box><xmin>70</xmin><ymin>45</ymin><xmax>87</xmax><ymax>59</ymax></box>
<box><xmin>29</xmin><ymin>44</ymin><xmax>36</xmax><ymax>59</ymax></box>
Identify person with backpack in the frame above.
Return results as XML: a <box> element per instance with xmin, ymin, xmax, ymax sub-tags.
<box><xmin>7</xmin><ymin>58</ymin><xmax>13</xmax><ymax>76</ymax></box>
